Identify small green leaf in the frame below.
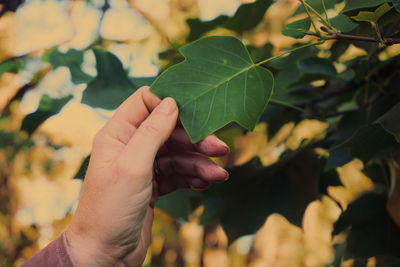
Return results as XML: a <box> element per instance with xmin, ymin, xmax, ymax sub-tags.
<box><xmin>21</xmin><ymin>95</ymin><xmax>72</xmax><ymax>135</ymax></box>
<box><xmin>48</xmin><ymin>49</ymin><xmax>93</xmax><ymax>84</ymax></box>
<box><xmin>0</xmin><ymin>61</ymin><xmax>21</xmax><ymax>75</ymax></box>
<box><xmin>151</xmin><ymin>36</ymin><xmax>274</xmax><ymax>143</ymax></box>
<box><xmin>330</xmin><ymin>14</ymin><xmax>358</xmax><ymax>32</ymax></box>
<box><xmin>343</xmin><ymin>0</ymin><xmax>387</xmax><ymax>12</ymax></box>
<box><xmin>82</xmin><ymin>49</ymin><xmax>136</xmax><ymax>110</ymax></box>
<box><xmin>282</xmin><ymin>18</ymin><xmax>311</xmax><ymax>38</ymax></box>
<box><xmin>351</xmin><ymin>3</ymin><xmax>393</xmax><ymax>22</ymax></box>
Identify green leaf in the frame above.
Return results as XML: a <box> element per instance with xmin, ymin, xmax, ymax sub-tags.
<box><xmin>377</xmin><ymin>102</ymin><xmax>400</xmax><ymax>143</ymax></box>
<box><xmin>282</xmin><ymin>18</ymin><xmax>311</xmax><ymax>38</ymax></box>
<box><xmin>343</xmin><ymin>0</ymin><xmax>387</xmax><ymax>12</ymax></box>
<box><xmin>21</xmin><ymin>95</ymin><xmax>72</xmax><ymax>135</ymax></box>
<box><xmin>82</xmin><ymin>49</ymin><xmax>136</xmax><ymax>110</ymax></box>
<box><xmin>151</xmin><ymin>36</ymin><xmax>274</xmax><ymax>143</ymax></box>
<box><xmin>247</xmin><ymin>43</ymin><xmax>273</xmax><ymax>63</ymax></box>
<box><xmin>156</xmin><ymin>190</ymin><xmax>202</xmax><ymax>221</ymax></box>
<box><xmin>0</xmin><ymin>61</ymin><xmax>21</xmax><ymax>75</ymax></box>
<box><xmin>297</xmin><ymin>57</ymin><xmax>337</xmax><ymax>76</ymax></box>
<box><xmin>129</xmin><ymin>76</ymin><xmax>156</xmax><ymax>88</ymax></box>
<box><xmin>351</xmin><ymin>3</ymin><xmax>393</xmax><ymax>22</ymax></box>
<box><xmin>336</xmin><ymin>123</ymin><xmax>397</xmax><ymax>163</ymax></box>
<box><xmin>393</xmin><ymin>0</ymin><xmax>400</xmax><ymax>12</ymax></box>
<box><xmin>333</xmin><ymin>192</ymin><xmax>400</xmax><ymax>259</ymax></box>
<box><xmin>201</xmin><ymin>150</ymin><xmax>320</xmax><ymax>242</ymax></box>
<box><xmin>222</xmin><ymin>0</ymin><xmax>273</xmax><ymax>32</ymax></box>
<box><xmin>186</xmin><ymin>16</ymin><xmax>229</xmax><ymax>42</ymax></box>
<box><xmin>73</xmin><ymin>155</ymin><xmax>90</xmax><ymax>180</ymax></box>
<box><xmin>330</xmin><ymin>14</ymin><xmax>358</xmax><ymax>32</ymax></box>
<box><xmin>186</xmin><ymin>0</ymin><xmax>273</xmax><ymax>41</ymax></box>
<box><xmin>48</xmin><ymin>49</ymin><xmax>93</xmax><ymax>84</ymax></box>
<box><xmin>292</xmin><ymin>0</ymin><xmax>338</xmax><ymax>16</ymax></box>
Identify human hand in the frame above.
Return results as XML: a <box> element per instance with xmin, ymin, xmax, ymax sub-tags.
<box><xmin>65</xmin><ymin>87</ymin><xmax>229</xmax><ymax>267</ymax></box>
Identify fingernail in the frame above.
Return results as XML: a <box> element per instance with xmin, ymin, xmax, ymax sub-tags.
<box><xmin>211</xmin><ymin>136</ymin><xmax>230</xmax><ymax>152</ymax></box>
<box><xmin>155</xmin><ymin>98</ymin><xmax>176</xmax><ymax>115</ymax></box>
<box><xmin>218</xmin><ymin>166</ymin><xmax>229</xmax><ymax>181</ymax></box>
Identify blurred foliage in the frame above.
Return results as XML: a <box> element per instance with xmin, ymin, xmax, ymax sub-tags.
<box><xmin>0</xmin><ymin>0</ymin><xmax>400</xmax><ymax>266</ymax></box>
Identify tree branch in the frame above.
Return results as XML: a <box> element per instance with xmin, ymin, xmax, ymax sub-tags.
<box><xmin>317</xmin><ymin>26</ymin><xmax>400</xmax><ymax>46</ymax></box>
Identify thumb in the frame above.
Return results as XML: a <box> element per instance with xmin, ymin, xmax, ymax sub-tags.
<box><xmin>122</xmin><ymin>97</ymin><xmax>178</xmax><ymax>167</ymax></box>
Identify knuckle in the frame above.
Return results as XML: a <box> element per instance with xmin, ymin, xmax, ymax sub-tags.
<box><xmin>114</xmin><ymin>159</ymin><xmax>150</xmax><ymax>178</ymax></box>
<box><xmin>139</xmin><ymin>122</ymin><xmax>163</xmax><ymax>138</ymax></box>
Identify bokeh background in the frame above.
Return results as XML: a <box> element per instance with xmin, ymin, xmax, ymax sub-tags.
<box><xmin>0</xmin><ymin>0</ymin><xmax>387</xmax><ymax>266</ymax></box>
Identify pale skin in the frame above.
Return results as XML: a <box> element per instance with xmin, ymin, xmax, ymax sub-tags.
<box><xmin>65</xmin><ymin>86</ymin><xmax>230</xmax><ymax>266</ymax></box>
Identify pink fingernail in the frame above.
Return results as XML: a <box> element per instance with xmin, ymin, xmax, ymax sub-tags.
<box><xmin>155</xmin><ymin>98</ymin><xmax>176</xmax><ymax>115</ymax></box>
<box><xmin>218</xmin><ymin>166</ymin><xmax>229</xmax><ymax>180</ymax></box>
<box><xmin>211</xmin><ymin>136</ymin><xmax>230</xmax><ymax>152</ymax></box>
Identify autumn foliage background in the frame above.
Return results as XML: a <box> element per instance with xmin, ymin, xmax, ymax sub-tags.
<box><xmin>0</xmin><ymin>0</ymin><xmax>400</xmax><ymax>266</ymax></box>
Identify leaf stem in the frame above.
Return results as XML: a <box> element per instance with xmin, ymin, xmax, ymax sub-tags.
<box><xmin>303</xmin><ymin>1</ymin><xmax>334</xmax><ymax>31</ymax></box>
<box><xmin>320</xmin><ymin>0</ymin><xmax>332</xmax><ymax>28</ymax></box>
<box><xmin>255</xmin><ymin>40</ymin><xmax>325</xmax><ymax>66</ymax></box>
<box><xmin>300</xmin><ymin>0</ymin><xmax>320</xmax><ymax>35</ymax></box>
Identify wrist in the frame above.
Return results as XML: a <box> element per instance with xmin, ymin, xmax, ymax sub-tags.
<box><xmin>65</xmin><ymin>226</ymin><xmax>118</xmax><ymax>267</ymax></box>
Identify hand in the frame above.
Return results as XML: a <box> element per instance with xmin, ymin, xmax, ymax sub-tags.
<box><xmin>65</xmin><ymin>86</ymin><xmax>229</xmax><ymax>267</ymax></box>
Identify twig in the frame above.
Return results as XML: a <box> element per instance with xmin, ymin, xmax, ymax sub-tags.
<box><xmin>317</xmin><ymin>26</ymin><xmax>400</xmax><ymax>46</ymax></box>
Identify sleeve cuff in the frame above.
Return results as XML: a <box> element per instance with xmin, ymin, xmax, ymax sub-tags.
<box><xmin>22</xmin><ymin>232</ymin><xmax>75</xmax><ymax>267</ymax></box>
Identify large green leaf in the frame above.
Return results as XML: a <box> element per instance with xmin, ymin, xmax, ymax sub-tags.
<box><xmin>151</xmin><ymin>36</ymin><xmax>274</xmax><ymax>143</ymax></box>
<box><xmin>186</xmin><ymin>0</ymin><xmax>273</xmax><ymax>41</ymax></box>
<box><xmin>48</xmin><ymin>49</ymin><xmax>93</xmax><ymax>84</ymax></box>
<box><xmin>82</xmin><ymin>49</ymin><xmax>136</xmax><ymax>110</ymax></box>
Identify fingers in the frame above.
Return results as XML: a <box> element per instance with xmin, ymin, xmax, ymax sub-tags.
<box><xmin>165</xmin><ymin>128</ymin><xmax>230</xmax><ymax>157</ymax></box>
<box><xmin>93</xmin><ymin>87</ymin><xmax>162</xmax><ymax>160</ymax></box>
<box><xmin>157</xmin><ymin>175</ymin><xmax>210</xmax><ymax>196</ymax></box>
<box><xmin>120</xmin><ymin>97</ymin><xmax>179</xmax><ymax>169</ymax></box>
<box><xmin>108</xmin><ymin>86</ymin><xmax>161</xmax><ymax>133</ymax></box>
<box><xmin>157</xmin><ymin>151</ymin><xmax>228</xmax><ymax>185</ymax></box>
